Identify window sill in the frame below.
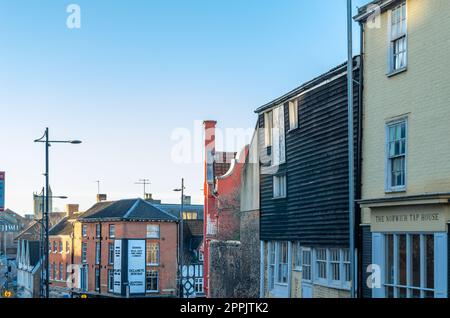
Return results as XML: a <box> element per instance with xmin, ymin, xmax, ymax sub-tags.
<box><xmin>288</xmin><ymin>127</ymin><xmax>299</xmax><ymax>134</ymax></box>
<box><xmin>385</xmin><ymin>188</ymin><xmax>407</xmax><ymax>194</ymax></box>
<box><xmin>387</xmin><ymin>67</ymin><xmax>407</xmax><ymax>78</ymax></box>
<box><xmin>272</xmin><ymin>196</ymin><xmax>287</xmax><ymax>201</ymax></box>
<box><xmin>146</xmin><ymin>264</ymin><xmax>160</xmax><ymax>267</ymax></box>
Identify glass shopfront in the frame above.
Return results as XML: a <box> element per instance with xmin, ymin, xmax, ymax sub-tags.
<box><xmin>372</xmin><ymin>232</ymin><xmax>447</xmax><ymax>298</ymax></box>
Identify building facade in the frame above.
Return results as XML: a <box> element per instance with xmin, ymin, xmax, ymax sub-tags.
<box><xmin>257</xmin><ymin>60</ymin><xmax>360</xmax><ymax>298</ymax></box>
<box><xmin>48</xmin><ymin>204</ymin><xmax>82</xmax><ymax>298</ymax></box>
<box><xmin>75</xmin><ymin>198</ymin><xmax>179</xmax><ymax>298</ymax></box>
<box><xmin>355</xmin><ymin>0</ymin><xmax>450</xmax><ymax>298</ymax></box>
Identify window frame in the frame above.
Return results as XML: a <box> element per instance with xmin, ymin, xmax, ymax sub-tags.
<box><xmin>385</xmin><ymin>118</ymin><xmax>408</xmax><ymax>193</ymax></box>
<box><xmin>82</xmin><ymin>242</ymin><xmax>87</xmax><ymax>263</ymax></box>
<box><xmin>275</xmin><ymin>242</ymin><xmax>289</xmax><ymax>286</ymax></box>
<box><xmin>273</xmin><ymin>174</ymin><xmax>287</xmax><ymax>199</ymax></box>
<box><xmin>288</xmin><ymin>99</ymin><xmax>299</xmax><ymax>131</ymax></box>
<box><xmin>108</xmin><ymin>243</ymin><xmax>114</xmax><ymax>265</ymax></box>
<box><xmin>383</xmin><ymin>233</ymin><xmax>437</xmax><ymax>298</ymax></box>
<box><xmin>109</xmin><ymin>224</ymin><xmax>115</xmax><ymax>239</ymax></box>
<box><xmin>82</xmin><ymin>224</ymin><xmax>87</xmax><ymax>238</ymax></box>
<box><xmin>301</xmin><ymin>247</ymin><xmax>312</xmax><ymax>282</ymax></box>
<box><xmin>95</xmin><ymin>242</ymin><xmax>101</xmax><ymax>265</ymax></box>
<box><xmin>108</xmin><ymin>269</ymin><xmax>114</xmax><ymax>293</ymax></box>
<box><xmin>388</xmin><ymin>1</ymin><xmax>408</xmax><ymax>75</ymax></box>
<box><xmin>146</xmin><ymin>242</ymin><xmax>160</xmax><ymax>266</ymax></box>
<box><xmin>146</xmin><ymin>270</ymin><xmax>159</xmax><ymax>293</ymax></box>
<box><xmin>95</xmin><ymin>224</ymin><xmax>101</xmax><ymax>238</ymax></box>
<box><xmin>146</xmin><ymin>224</ymin><xmax>160</xmax><ymax>239</ymax></box>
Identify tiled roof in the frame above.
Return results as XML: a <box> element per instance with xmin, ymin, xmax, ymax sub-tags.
<box><xmin>79</xmin><ymin>199</ymin><xmax>178</xmax><ymax>222</ymax></box>
<box><xmin>153</xmin><ymin>203</ymin><xmax>204</xmax><ymax>220</ymax></box>
<box><xmin>48</xmin><ymin>214</ymin><xmax>84</xmax><ymax>236</ymax></box>
<box><xmin>15</xmin><ymin>212</ymin><xmax>66</xmax><ymax>241</ymax></box>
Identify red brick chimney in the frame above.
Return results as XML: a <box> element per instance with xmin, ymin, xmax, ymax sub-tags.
<box><xmin>203</xmin><ymin>120</ymin><xmax>217</xmax><ymax>186</ymax></box>
<box><xmin>66</xmin><ymin>204</ymin><xmax>79</xmax><ymax>218</ymax></box>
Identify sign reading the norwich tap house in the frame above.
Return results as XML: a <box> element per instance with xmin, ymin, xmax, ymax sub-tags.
<box><xmin>371</xmin><ymin>207</ymin><xmax>446</xmax><ymax>232</ymax></box>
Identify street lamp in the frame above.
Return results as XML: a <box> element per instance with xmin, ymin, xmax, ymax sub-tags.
<box><xmin>36</xmin><ymin>192</ymin><xmax>68</xmax><ymax>298</ymax></box>
<box><xmin>34</xmin><ymin>127</ymin><xmax>81</xmax><ymax>298</ymax></box>
<box><xmin>173</xmin><ymin>178</ymin><xmax>185</xmax><ymax>298</ymax></box>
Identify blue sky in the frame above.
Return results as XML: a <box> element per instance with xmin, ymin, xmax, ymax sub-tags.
<box><xmin>0</xmin><ymin>0</ymin><xmax>368</xmax><ymax>215</ymax></box>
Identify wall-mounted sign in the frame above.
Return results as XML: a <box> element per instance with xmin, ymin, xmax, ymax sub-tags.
<box><xmin>0</xmin><ymin>172</ymin><xmax>5</xmax><ymax>212</ymax></box>
<box><xmin>371</xmin><ymin>206</ymin><xmax>446</xmax><ymax>232</ymax></box>
<box><xmin>113</xmin><ymin>240</ymin><xmax>123</xmax><ymax>294</ymax></box>
<box><xmin>127</xmin><ymin>240</ymin><xmax>146</xmax><ymax>294</ymax></box>
<box><xmin>113</xmin><ymin>239</ymin><xmax>146</xmax><ymax>296</ymax></box>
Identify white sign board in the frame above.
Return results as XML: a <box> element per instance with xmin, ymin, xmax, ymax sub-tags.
<box><xmin>113</xmin><ymin>240</ymin><xmax>122</xmax><ymax>294</ymax></box>
<box><xmin>127</xmin><ymin>240</ymin><xmax>146</xmax><ymax>294</ymax></box>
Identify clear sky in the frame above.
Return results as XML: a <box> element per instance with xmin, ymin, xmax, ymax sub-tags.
<box><xmin>0</xmin><ymin>0</ymin><xmax>368</xmax><ymax>215</ymax></box>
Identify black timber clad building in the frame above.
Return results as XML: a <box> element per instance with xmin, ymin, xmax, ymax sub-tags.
<box><xmin>256</xmin><ymin>58</ymin><xmax>361</xmax><ymax>298</ymax></box>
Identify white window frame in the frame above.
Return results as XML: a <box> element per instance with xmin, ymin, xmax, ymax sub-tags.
<box><xmin>264</xmin><ymin>111</ymin><xmax>273</xmax><ymax>147</ymax></box>
<box><xmin>301</xmin><ymin>247</ymin><xmax>312</xmax><ymax>282</ymax></box>
<box><xmin>273</xmin><ymin>174</ymin><xmax>287</xmax><ymax>199</ymax></box>
<box><xmin>81</xmin><ymin>242</ymin><xmax>87</xmax><ymax>263</ymax></box>
<box><xmin>95</xmin><ymin>242</ymin><xmax>101</xmax><ymax>265</ymax></box>
<box><xmin>385</xmin><ymin>118</ymin><xmax>408</xmax><ymax>193</ymax></box>
<box><xmin>146</xmin><ymin>270</ymin><xmax>159</xmax><ymax>293</ymax></box>
<box><xmin>59</xmin><ymin>241</ymin><xmax>63</xmax><ymax>254</ymax></box>
<box><xmin>146</xmin><ymin>224</ymin><xmax>160</xmax><ymax>239</ymax></box>
<box><xmin>288</xmin><ymin>99</ymin><xmax>299</xmax><ymax>131</ymax></box>
<box><xmin>267</xmin><ymin>242</ymin><xmax>276</xmax><ymax>290</ymax></box>
<box><xmin>96</xmin><ymin>224</ymin><xmax>101</xmax><ymax>238</ymax></box>
<box><xmin>315</xmin><ymin>248</ymin><xmax>328</xmax><ymax>285</ymax></box>
<box><xmin>109</xmin><ymin>224</ymin><xmax>115</xmax><ymax>238</ymax></box>
<box><xmin>108</xmin><ymin>243</ymin><xmax>114</xmax><ymax>265</ymax></box>
<box><xmin>271</xmin><ymin>105</ymin><xmax>286</xmax><ymax>166</ymax></box>
<box><xmin>388</xmin><ymin>1</ymin><xmax>408</xmax><ymax>75</ymax></box>
<box><xmin>276</xmin><ymin>242</ymin><xmax>289</xmax><ymax>285</ymax></box>
<box><xmin>82</xmin><ymin>224</ymin><xmax>87</xmax><ymax>238</ymax></box>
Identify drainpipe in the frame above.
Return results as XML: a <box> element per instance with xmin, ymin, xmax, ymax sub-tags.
<box><xmin>346</xmin><ymin>0</ymin><xmax>356</xmax><ymax>299</ymax></box>
<box><xmin>356</xmin><ymin>21</ymin><xmax>365</xmax><ymax>299</ymax></box>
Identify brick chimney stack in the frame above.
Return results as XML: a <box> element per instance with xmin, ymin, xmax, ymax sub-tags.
<box><xmin>203</xmin><ymin>120</ymin><xmax>217</xmax><ymax>186</ymax></box>
<box><xmin>97</xmin><ymin>194</ymin><xmax>107</xmax><ymax>203</ymax></box>
<box><xmin>66</xmin><ymin>204</ymin><xmax>79</xmax><ymax>218</ymax></box>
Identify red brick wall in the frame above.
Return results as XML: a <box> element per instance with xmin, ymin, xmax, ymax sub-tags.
<box><xmin>48</xmin><ymin>235</ymin><xmax>72</xmax><ymax>288</ymax></box>
<box><xmin>80</xmin><ymin>221</ymin><xmax>178</xmax><ymax>296</ymax></box>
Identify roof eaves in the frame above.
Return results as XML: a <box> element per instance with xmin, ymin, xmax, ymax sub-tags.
<box><xmin>254</xmin><ymin>60</ymin><xmax>352</xmax><ymax>114</ymax></box>
<box><xmin>353</xmin><ymin>0</ymin><xmax>400</xmax><ymax>22</ymax></box>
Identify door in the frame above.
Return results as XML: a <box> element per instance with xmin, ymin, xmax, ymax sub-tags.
<box><xmin>301</xmin><ymin>248</ymin><xmax>313</xmax><ymax>298</ymax></box>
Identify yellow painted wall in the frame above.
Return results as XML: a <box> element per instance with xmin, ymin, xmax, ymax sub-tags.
<box><xmin>362</xmin><ymin>0</ymin><xmax>450</xmax><ymax>200</ymax></box>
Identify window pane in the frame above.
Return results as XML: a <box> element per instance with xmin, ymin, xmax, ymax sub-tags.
<box><xmin>398</xmin><ymin>235</ymin><xmax>407</xmax><ymax>286</ymax></box>
<box><xmin>386</xmin><ymin>235</ymin><xmax>394</xmax><ymax>284</ymax></box>
<box><xmin>412</xmin><ymin>235</ymin><xmax>420</xmax><ymax>288</ymax></box>
<box><xmin>425</xmin><ymin>235</ymin><xmax>434</xmax><ymax>289</ymax></box>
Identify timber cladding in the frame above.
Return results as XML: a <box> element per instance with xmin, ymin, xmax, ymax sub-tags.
<box><xmin>257</xmin><ymin>62</ymin><xmax>360</xmax><ymax>247</ymax></box>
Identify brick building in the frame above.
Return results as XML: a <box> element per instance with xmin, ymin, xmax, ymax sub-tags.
<box><xmin>203</xmin><ymin>120</ymin><xmax>254</xmax><ymax>297</ymax></box>
<box><xmin>75</xmin><ymin>198</ymin><xmax>179</xmax><ymax>297</ymax></box>
<box><xmin>48</xmin><ymin>204</ymin><xmax>83</xmax><ymax>297</ymax></box>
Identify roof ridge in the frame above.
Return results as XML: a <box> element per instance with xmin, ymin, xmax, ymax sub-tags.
<box><xmin>123</xmin><ymin>199</ymin><xmax>141</xmax><ymax>219</ymax></box>
<box><xmin>142</xmin><ymin>200</ymin><xmax>179</xmax><ymax>220</ymax></box>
